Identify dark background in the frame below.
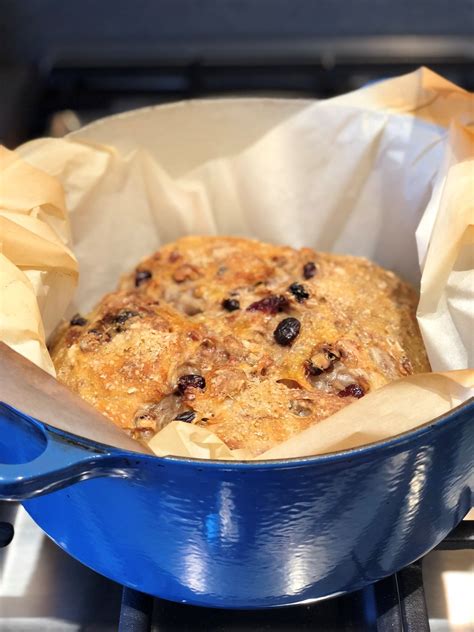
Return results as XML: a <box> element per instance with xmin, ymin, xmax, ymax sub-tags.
<box><xmin>1</xmin><ymin>0</ymin><xmax>473</xmax><ymax>147</ymax></box>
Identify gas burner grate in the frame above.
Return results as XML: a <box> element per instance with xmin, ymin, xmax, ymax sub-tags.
<box><xmin>120</xmin><ymin>589</ymin><xmax>154</xmax><ymax>632</ymax></box>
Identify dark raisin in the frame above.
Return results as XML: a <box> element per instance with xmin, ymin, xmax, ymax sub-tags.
<box><xmin>274</xmin><ymin>317</ymin><xmax>301</xmax><ymax>346</ymax></box>
<box><xmin>83</xmin><ymin>310</ymin><xmax>139</xmax><ymax>344</ymax></box>
<box><xmin>304</xmin><ymin>360</ymin><xmax>323</xmax><ymax>376</ymax></box>
<box><xmin>338</xmin><ymin>384</ymin><xmax>365</xmax><ymax>399</ymax></box>
<box><xmin>222</xmin><ymin>298</ymin><xmax>240</xmax><ymax>312</ymax></box>
<box><xmin>174</xmin><ymin>410</ymin><xmax>196</xmax><ymax>423</ymax></box>
<box><xmin>303</xmin><ymin>262</ymin><xmax>317</xmax><ymax>279</ymax></box>
<box><xmin>289</xmin><ymin>282</ymin><xmax>310</xmax><ymax>303</ymax></box>
<box><xmin>87</xmin><ymin>310</ymin><xmax>141</xmax><ymax>337</ymax></box>
<box><xmin>135</xmin><ymin>270</ymin><xmax>152</xmax><ymax>287</ymax></box>
<box><xmin>247</xmin><ymin>295</ymin><xmax>289</xmax><ymax>315</ymax></box>
<box><xmin>176</xmin><ymin>374</ymin><xmax>206</xmax><ymax>395</ymax></box>
<box><xmin>70</xmin><ymin>314</ymin><xmax>88</xmax><ymax>327</ymax></box>
<box><xmin>108</xmin><ymin>310</ymin><xmax>139</xmax><ymax>325</ymax></box>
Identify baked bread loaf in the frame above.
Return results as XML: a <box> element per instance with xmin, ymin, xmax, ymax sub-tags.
<box><xmin>51</xmin><ymin>236</ymin><xmax>430</xmax><ymax>455</ymax></box>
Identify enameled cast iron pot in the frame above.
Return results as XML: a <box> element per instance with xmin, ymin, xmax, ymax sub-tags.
<box><xmin>0</xmin><ymin>399</ymin><xmax>472</xmax><ymax>608</ymax></box>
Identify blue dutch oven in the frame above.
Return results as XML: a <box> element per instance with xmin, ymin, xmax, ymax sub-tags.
<box><xmin>0</xmin><ymin>399</ymin><xmax>473</xmax><ymax>608</ymax></box>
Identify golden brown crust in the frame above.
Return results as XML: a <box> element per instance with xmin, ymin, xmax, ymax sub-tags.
<box><xmin>51</xmin><ymin>236</ymin><xmax>430</xmax><ymax>455</ymax></box>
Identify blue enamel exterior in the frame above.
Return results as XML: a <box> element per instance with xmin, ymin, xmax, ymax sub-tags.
<box><xmin>0</xmin><ymin>400</ymin><xmax>473</xmax><ymax>608</ymax></box>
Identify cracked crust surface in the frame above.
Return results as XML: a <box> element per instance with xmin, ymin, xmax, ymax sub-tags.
<box><xmin>51</xmin><ymin>236</ymin><xmax>430</xmax><ymax>455</ymax></box>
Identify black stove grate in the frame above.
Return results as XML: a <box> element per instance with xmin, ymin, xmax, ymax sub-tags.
<box><xmin>120</xmin><ymin>589</ymin><xmax>154</xmax><ymax>632</ymax></box>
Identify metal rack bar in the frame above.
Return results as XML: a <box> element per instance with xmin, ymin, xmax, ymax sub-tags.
<box><xmin>397</xmin><ymin>561</ymin><xmax>430</xmax><ymax>632</ymax></box>
<box><xmin>435</xmin><ymin>521</ymin><xmax>474</xmax><ymax>550</ymax></box>
<box><xmin>118</xmin><ymin>587</ymin><xmax>154</xmax><ymax>632</ymax></box>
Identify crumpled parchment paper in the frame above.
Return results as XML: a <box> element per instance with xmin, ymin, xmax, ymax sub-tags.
<box><xmin>1</xmin><ymin>67</ymin><xmax>472</xmax><ymax>460</ymax></box>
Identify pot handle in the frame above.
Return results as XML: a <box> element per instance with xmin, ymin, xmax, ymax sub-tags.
<box><xmin>0</xmin><ymin>402</ymin><xmax>136</xmax><ymax>501</ymax></box>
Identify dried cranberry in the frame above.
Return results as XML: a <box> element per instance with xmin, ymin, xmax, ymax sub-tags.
<box><xmin>274</xmin><ymin>317</ymin><xmax>301</xmax><ymax>346</ymax></box>
<box><xmin>222</xmin><ymin>298</ymin><xmax>240</xmax><ymax>312</ymax></box>
<box><xmin>176</xmin><ymin>374</ymin><xmax>206</xmax><ymax>395</ymax></box>
<box><xmin>135</xmin><ymin>269</ymin><xmax>152</xmax><ymax>287</ymax></box>
<box><xmin>303</xmin><ymin>262</ymin><xmax>317</xmax><ymax>279</ymax></box>
<box><xmin>247</xmin><ymin>295</ymin><xmax>289</xmax><ymax>315</ymax></box>
<box><xmin>289</xmin><ymin>282</ymin><xmax>310</xmax><ymax>303</ymax></box>
<box><xmin>338</xmin><ymin>384</ymin><xmax>365</xmax><ymax>399</ymax></box>
<box><xmin>70</xmin><ymin>314</ymin><xmax>88</xmax><ymax>327</ymax></box>
<box><xmin>174</xmin><ymin>410</ymin><xmax>196</xmax><ymax>423</ymax></box>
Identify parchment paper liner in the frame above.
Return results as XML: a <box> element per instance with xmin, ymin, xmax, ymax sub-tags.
<box><xmin>1</xmin><ymin>67</ymin><xmax>472</xmax><ymax>461</ymax></box>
